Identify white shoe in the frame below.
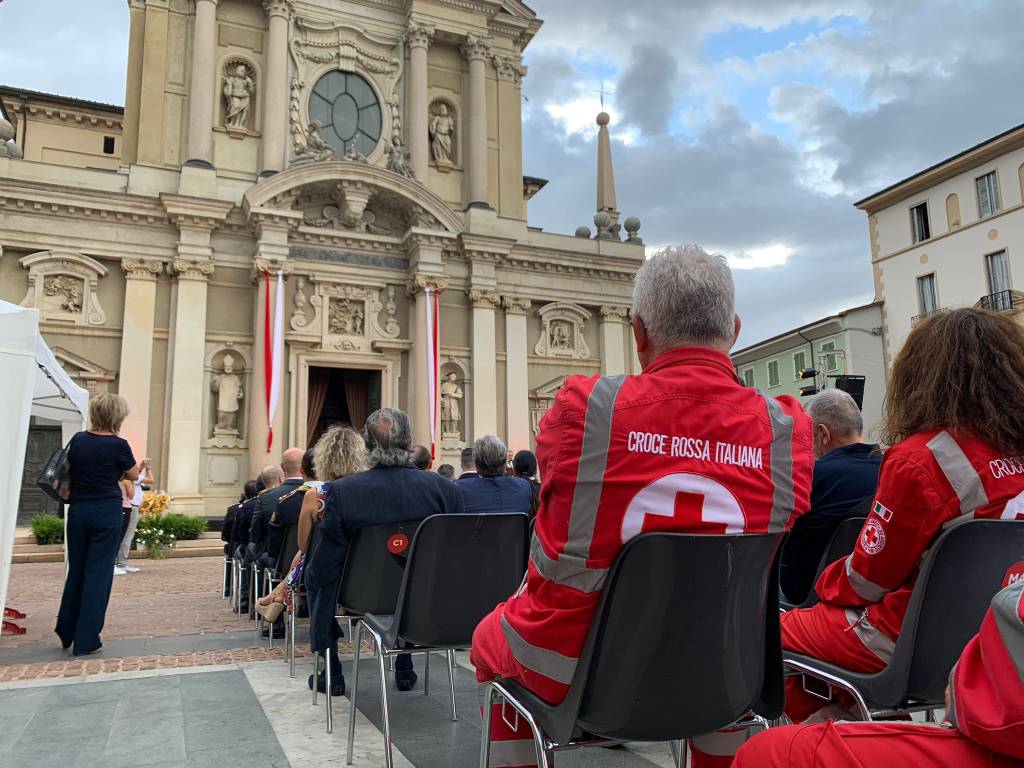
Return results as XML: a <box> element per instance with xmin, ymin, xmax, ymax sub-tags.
<box><xmin>113</xmin><ymin>566</ymin><xmax>127</xmax><ymax>575</ymax></box>
<box><xmin>120</xmin><ymin>565</ymin><xmax>140</xmax><ymax>573</ymax></box>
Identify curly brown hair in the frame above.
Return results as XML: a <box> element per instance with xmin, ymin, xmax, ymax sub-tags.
<box><xmin>881</xmin><ymin>308</ymin><xmax>1024</xmax><ymax>454</ymax></box>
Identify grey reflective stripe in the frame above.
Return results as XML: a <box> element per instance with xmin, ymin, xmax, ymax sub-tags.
<box><xmin>991</xmin><ymin>578</ymin><xmax>1024</xmax><ymax>683</ymax></box>
<box><xmin>530</xmin><ymin>533</ymin><xmax>607</xmax><ymax>593</ymax></box>
<box><xmin>761</xmin><ymin>393</ymin><xmax>796</xmax><ymax>532</ymax></box>
<box><xmin>941</xmin><ymin>510</ymin><xmax>975</xmax><ymax>530</ymax></box>
<box><xmin>845</xmin><ymin>556</ymin><xmax>889</xmax><ymax>602</ymax></box>
<box><xmin>488</xmin><ymin>739</ymin><xmax>539</xmax><ymax>768</ymax></box>
<box><xmin>946</xmin><ymin>661</ymin><xmax>961</xmax><ymax>731</ymax></box>
<box><xmin>566</xmin><ymin>375</ymin><xmax>626</xmax><ymax>557</ymax></box>
<box><xmin>845</xmin><ymin>608</ymin><xmax>896</xmax><ymax>663</ymax></box>
<box><xmin>927</xmin><ymin>431</ymin><xmax>989</xmax><ymax>514</ymax></box>
<box><xmin>691</xmin><ymin>725</ymin><xmax>765</xmax><ymax>756</ymax></box>
<box><xmin>501</xmin><ymin>615</ymin><xmax>578</xmax><ymax>685</ymax></box>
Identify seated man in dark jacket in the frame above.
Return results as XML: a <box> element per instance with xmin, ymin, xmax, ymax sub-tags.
<box><xmin>304</xmin><ymin>407</ymin><xmax>463</xmax><ymax>696</ymax></box>
<box><xmin>455</xmin><ymin>435</ymin><xmax>533</xmax><ymax>515</ymax></box>
<box><xmin>231</xmin><ymin>477</ymin><xmax>265</xmax><ymax>612</ymax></box>
<box><xmin>250</xmin><ymin>452</ymin><xmax>302</xmax><ymax>565</ymax></box>
<box><xmin>779</xmin><ymin>388</ymin><xmax>882</xmax><ymax>604</ymax></box>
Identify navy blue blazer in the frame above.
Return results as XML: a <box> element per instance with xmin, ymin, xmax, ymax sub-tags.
<box><xmin>305</xmin><ymin>464</ymin><xmax>464</xmax><ymax>651</ymax></box>
<box><xmin>455</xmin><ymin>474</ymin><xmax>533</xmax><ymax>515</ymax></box>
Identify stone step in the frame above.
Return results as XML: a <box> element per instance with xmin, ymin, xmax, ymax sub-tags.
<box><xmin>10</xmin><ymin>541</ymin><xmax>224</xmax><ymax>564</ymax></box>
<box><xmin>12</xmin><ymin>543</ymin><xmax>63</xmax><ymax>554</ymax></box>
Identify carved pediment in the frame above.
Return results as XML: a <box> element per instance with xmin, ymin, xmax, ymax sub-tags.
<box><xmin>289</xmin><ymin>275</ymin><xmax>401</xmax><ymax>350</ymax></box>
<box><xmin>529</xmin><ymin>374</ymin><xmax>567</xmax><ymax>435</ymax></box>
<box><xmin>50</xmin><ymin>346</ymin><xmax>116</xmax><ymax>394</ymax></box>
<box><xmin>534</xmin><ymin>302</ymin><xmax>591</xmax><ymax>360</ymax></box>
<box><xmin>19</xmin><ymin>250</ymin><xmax>108</xmax><ymax>326</ymax></box>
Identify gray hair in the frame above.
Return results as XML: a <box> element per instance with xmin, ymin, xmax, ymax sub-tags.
<box><xmin>259</xmin><ymin>465</ymin><xmax>283</xmax><ymax>489</ymax></box>
<box><xmin>473</xmin><ymin>435</ymin><xmax>508</xmax><ymax>477</ymax></box>
<box><xmin>806</xmin><ymin>389</ymin><xmax>863</xmax><ymax>438</ymax></box>
<box><xmin>632</xmin><ymin>244</ymin><xmax>736</xmax><ymax>349</ymax></box>
<box><xmin>363</xmin><ymin>407</ymin><xmax>413</xmax><ymax>468</ymax></box>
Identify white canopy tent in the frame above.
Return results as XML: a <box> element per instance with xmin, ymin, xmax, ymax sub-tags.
<box><xmin>0</xmin><ymin>300</ymin><xmax>88</xmax><ymax>627</ymax></box>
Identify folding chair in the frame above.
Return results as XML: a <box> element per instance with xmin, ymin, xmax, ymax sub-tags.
<box><xmin>256</xmin><ymin>522</ymin><xmax>300</xmax><ymax>648</ymax></box>
<box><xmin>780</xmin><ymin>514</ymin><xmax>868</xmax><ymax>610</ymax></box>
<box><xmin>480</xmin><ymin>532</ymin><xmax>786</xmax><ymax>768</ymax></box>
<box><xmin>345</xmin><ymin>512</ymin><xmax>530</xmax><ymax>767</ymax></box>
<box><xmin>784</xmin><ymin>518</ymin><xmax>1024</xmax><ymax>720</ymax></box>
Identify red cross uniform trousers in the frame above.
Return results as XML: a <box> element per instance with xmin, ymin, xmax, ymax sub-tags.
<box><xmin>734</xmin><ymin>577</ymin><xmax>1024</xmax><ymax>768</ymax></box>
<box><xmin>781</xmin><ymin>429</ymin><xmax>1024</xmax><ymax>725</ymax></box>
<box><xmin>470</xmin><ymin>347</ymin><xmax>814</xmax><ymax>768</ymax></box>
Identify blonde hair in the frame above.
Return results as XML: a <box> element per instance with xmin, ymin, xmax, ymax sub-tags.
<box><xmin>314</xmin><ymin>426</ymin><xmax>366</xmax><ymax>481</ymax></box>
<box><xmin>89</xmin><ymin>393</ymin><xmax>129</xmax><ymax>433</ymax></box>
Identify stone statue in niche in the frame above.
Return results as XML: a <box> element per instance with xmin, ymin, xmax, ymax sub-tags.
<box><xmin>429</xmin><ymin>102</ymin><xmax>455</xmax><ymax>164</ymax></box>
<box><xmin>441</xmin><ymin>372</ymin><xmax>463</xmax><ymax>437</ymax></box>
<box><xmin>42</xmin><ymin>276</ymin><xmax>83</xmax><ymax>314</ymax></box>
<box><xmin>222</xmin><ymin>63</ymin><xmax>255</xmax><ymax>131</ymax></box>
<box><xmin>385</xmin><ymin>136</ymin><xmax>415</xmax><ymax>178</ymax></box>
<box><xmin>328</xmin><ymin>298</ymin><xmax>364</xmax><ymax>336</ymax></box>
<box><xmin>211</xmin><ymin>354</ymin><xmax>244</xmax><ymax>434</ymax></box>
<box><xmin>550</xmin><ymin>321</ymin><xmax>573</xmax><ymax>351</ymax></box>
<box><xmin>384</xmin><ymin>285</ymin><xmax>400</xmax><ymax>336</ymax></box>
<box><xmin>293</xmin><ymin>121</ymin><xmax>336</xmax><ymax>164</ymax></box>
<box><xmin>292</xmin><ymin>276</ymin><xmax>309</xmax><ymax>322</ymax></box>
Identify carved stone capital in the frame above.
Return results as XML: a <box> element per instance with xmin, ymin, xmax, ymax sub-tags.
<box><xmin>405</xmin><ymin>21</ymin><xmax>435</xmax><ymax>49</ymax></box>
<box><xmin>122</xmin><ymin>258</ymin><xmax>164</xmax><ymax>281</ymax></box>
<box><xmin>600</xmin><ymin>305</ymin><xmax>629</xmax><ymax>323</ymax></box>
<box><xmin>171</xmin><ymin>259</ymin><xmax>215</xmax><ymax>281</ymax></box>
<box><xmin>502</xmin><ymin>296</ymin><xmax>531</xmax><ymax>316</ymax></box>
<box><xmin>492</xmin><ymin>55</ymin><xmax>526</xmax><ymax>85</ymax></box>
<box><xmin>461</xmin><ymin>33</ymin><xmax>492</xmax><ymax>62</ymax></box>
<box><xmin>406</xmin><ymin>273</ymin><xmax>449</xmax><ymax>297</ymax></box>
<box><xmin>252</xmin><ymin>259</ymin><xmax>294</xmax><ymax>282</ymax></box>
<box><xmin>262</xmin><ymin>0</ymin><xmax>292</xmax><ymax>18</ymax></box>
<box><xmin>467</xmin><ymin>289</ymin><xmax>501</xmax><ymax>310</ymax></box>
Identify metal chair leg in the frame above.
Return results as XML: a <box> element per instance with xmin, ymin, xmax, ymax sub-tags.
<box><xmin>289</xmin><ymin>607</ymin><xmax>296</xmax><ymax>678</ymax></box>
<box><xmin>424</xmin><ymin>651</ymin><xmax>430</xmax><ymax>695</ymax></box>
<box><xmin>347</xmin><ymin>622</ymin><xmax>363</xmax><ymax>766</ymax></box>
<box><xmin>312</xmin><ymin>652</ymin><xmax>320</xmax><ymax>706</ymax></box>
<box><xmin>670</xmin><ymin>739</ymin><xmax>688</xmax><ymax>768</ymax></box>
<box><xmin>362</xmin><ymin>626</ymin><xmax>394</xmax><ymax>768</ymax></box>
<box><xmin>488</xmin><ymin>682</ymin><xmax>551</xmax><ymax>768</ymax></box>
<box><xmin>326</xmin><ymin>650</ymin><xmax>334</xmax><ymax>734</ymax></box>
<box><xmin>478</xmin><ymin>683</ymin><xmax>495</xmax><ymax>768</ymax></box>
<box><xmin>446</xmin><ymin>649</ymin><xmax>457</xmax><ymax>721</ymax></box>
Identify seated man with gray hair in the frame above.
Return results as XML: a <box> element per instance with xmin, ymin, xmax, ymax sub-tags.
<box><xmin>780</xmin><ymin>388</ymin><xmax>882</xmax><ymax>605</ymax></box>
<box><xmin>304</xmin><ymin>408</ymin><xmax>463</xmax><ymax>695</ymax></box>
<box><xmin>455</xmin><ymin>435</ymin><xmax>532</xmax><ymax>515</ymax></box>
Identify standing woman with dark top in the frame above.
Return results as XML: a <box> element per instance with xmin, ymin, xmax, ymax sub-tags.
<box><xmin>55</xmin><ymin>393</ymin><xmax>148</xmax><ymax>655</ymax></box>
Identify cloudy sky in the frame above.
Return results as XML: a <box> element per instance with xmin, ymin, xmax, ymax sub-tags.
<box><xmin>2</xmin><ymin>1</ymin><xmax>1021</xmax><ymax>346</ymax></box>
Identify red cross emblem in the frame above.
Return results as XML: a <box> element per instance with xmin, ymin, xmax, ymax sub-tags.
<box><xmin>860</xmin><ymin>519</ymin><xmax>886</xmax><ymax>555</ymax></box>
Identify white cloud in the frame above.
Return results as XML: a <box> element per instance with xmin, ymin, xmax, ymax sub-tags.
<box><xmin>722</xmin><ymin>243</ymin><xmax>795</xmax><ymax>270</ymax></box>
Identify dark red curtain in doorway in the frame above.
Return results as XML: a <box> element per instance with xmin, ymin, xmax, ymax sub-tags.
<box><xmin>344</xmin><ymin>372</ymin><xmax>369</xmax><ymax>432</ymax></box>
<box><xmin>306</xmin><ymin>367</ymin><xmax>330</xmax><ymax>447</ymax></box>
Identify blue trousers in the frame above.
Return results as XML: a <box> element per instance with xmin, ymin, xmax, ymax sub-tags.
<box><xmin>55</xmin><ymin>501</ymin><xmax>122</xmax><ymax>655</ymax></box>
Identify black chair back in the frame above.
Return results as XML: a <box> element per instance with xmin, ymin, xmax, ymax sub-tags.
<box><xmin>392</xmin><ymin>513</ymin><xmax>529</xmax><ymax>647</ymax></box>
<box><xmin>567</xmin><ymin>533</ymin><xmax>786</xmax><ymax>742</ymax></box>
<box><xmin>889</xmin><ymin>519</ymin><xmax>1024</xmax><ymax>704</ymax></box>
<box><xmin>800</xmin><ymin>514</ymin><xmax>868</xmax><ymax>608</ymax></box>
<box><xmin>338</xmin><ymin>520</ymin><xmax>424</xmax><ymax>616</ymax></box>
<box><xmin>274</xmin><ymin>523</ymin><xmax>300</xmax><ymax>577</ymax></box>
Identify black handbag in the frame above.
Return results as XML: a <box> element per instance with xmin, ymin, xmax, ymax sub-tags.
<box><xmin>37</xmin><ymin>436</ymin><xmax>74</xmax><ymax>502</ymax></box>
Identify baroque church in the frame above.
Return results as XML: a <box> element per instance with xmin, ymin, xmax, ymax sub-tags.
<box><xmin>0</xmin><ymin>0</ymin><xmax>643</xmax><ymax>518</ymax></box>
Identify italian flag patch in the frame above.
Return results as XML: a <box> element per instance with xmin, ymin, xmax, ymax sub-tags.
<box><xmin>873</xmin><ymin>501</ymin><xmax>893</xmax><ymax>522</ymax></box>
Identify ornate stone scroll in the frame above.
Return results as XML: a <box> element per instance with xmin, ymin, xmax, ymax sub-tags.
<box><xmin>19</xmin><ymin>251</ymin><xmax>108</xmax><ymax>326</ymax></box>
<box><xmin>534</xmin><ymin>302</ymin><xmax>591</xmax><ymax>359</ymax></box>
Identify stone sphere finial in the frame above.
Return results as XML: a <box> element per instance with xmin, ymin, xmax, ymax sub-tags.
<box><xmin>0</xmin><ymin>117</ymin><xmax>14</xmax><ymax>143</ymax></box>
<box><xmin>575</xmin><ymin>226</ymin><xmax>592</xmax><ymax>238</ymax></box>
<box><xmin>596</xmin><ymin>112</ymin><xmax>610</xmax><ymax>127</ymax></box>
<box><xmin>6</xmin><ymin>140</ymin><xmax>23</xmax><ymax>159</ymax></box>
<box><xmin>624</xmin><ymin>216</ymin><xmax>641</xmax><ymax>233</ymax></box>
<box><xmin>594</xmin><ymin>211</ymin><xmax>611</xmax><ymax>228</ymax></box>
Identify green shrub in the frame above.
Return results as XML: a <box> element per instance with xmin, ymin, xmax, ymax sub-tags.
<box><xmin>161</xmin><ymin>513</ymin><xmax>207</xmax><ymax>541</ymax></box>
<box><xmin>31</xmin><ymin>514</ymin><xmax>65</xmax><ymax>545</ymax></box>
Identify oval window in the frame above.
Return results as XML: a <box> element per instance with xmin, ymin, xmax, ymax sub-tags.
<box><xmin>309</xmin><ymin>71</ymin><xmax>382</xmax><ymax>157</ymax></box>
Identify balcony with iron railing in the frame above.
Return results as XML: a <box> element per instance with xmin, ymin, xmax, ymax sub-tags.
<box><xmin>911</xmin><ymin>309</ymin><xmax>940</xmax><ymax>326</ymax></box>
<box><xmin>976</xmin><ymin>289</ymin><xmax>1023</xmax><ymax>313</ymax></box>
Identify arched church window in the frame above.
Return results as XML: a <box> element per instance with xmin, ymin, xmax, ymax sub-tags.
<box><xmin>309</xmin><ymin>71</ymin><xmax>382</xmax><ymax>157</ymax></box>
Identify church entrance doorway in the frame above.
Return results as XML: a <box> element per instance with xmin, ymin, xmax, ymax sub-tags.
<box><xmin>305</xmin><ymin>366</ymin><xmax>381</xmax><ymax>447</ymax></box>
<box><xmin>18</xmin><ymin>420</ymin><xmax>63</xmax><ymax>524</ymax></box>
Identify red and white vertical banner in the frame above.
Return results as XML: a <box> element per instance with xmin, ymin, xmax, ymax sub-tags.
<box><xmin>263</xmin><ymin>270</ymin><xmax>285</xmax><ymax>452</ymax></box>
<box><xmin>424</xmin><ymin>286</ymin><xmax>440</xmax><ymax>458</ymax></box>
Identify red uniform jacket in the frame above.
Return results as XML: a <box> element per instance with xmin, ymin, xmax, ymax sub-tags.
<box><xmin>816</xmin><ymin>429</ymin><xmax>1024</xmax><ymax>661</ymax></box>
<box><xmin>948</xmin><ymin>578</ymin><xmax>1024</xmax><ymax>759</ymax></box>
<box><xmin>483</xmin><ymin>347</ymin><xmax>813</xmax><ymax>703</ymax></box>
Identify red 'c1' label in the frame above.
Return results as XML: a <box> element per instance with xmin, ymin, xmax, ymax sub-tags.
<box><xmin>1002</xmin><ymin>561</ymin><xmax>1024</xmax><ymax>588</ymax></box>
<box><xmin>387</xmin><ymin>534</ymin><xmax>409</xmax><ymax>554</ymax></box>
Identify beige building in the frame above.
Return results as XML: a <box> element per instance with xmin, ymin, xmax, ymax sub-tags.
<box><xmin>730</xmin><ymin>303</ymin><xmax>886</xmax><ymax>441</ymax></box>
<box><xmin>1</xmin><ymin>0</ymin><xmax>644</xmax><ymax>519</ymax></box>
<box><xmin>856</xmin><ymin>122</ymin><xmax>1024</xmax><ymax>367</ymax></box>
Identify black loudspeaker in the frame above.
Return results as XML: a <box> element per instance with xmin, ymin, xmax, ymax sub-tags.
<box><xmin>832</xmin><ymin>375</ymin><xmax>866</xmax><ymax>410</ymax></box>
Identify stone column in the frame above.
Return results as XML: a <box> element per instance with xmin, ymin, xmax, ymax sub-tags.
<box><xmin>492</xmin><ymin>55</ymin><xmax>525</xmax><ymax>219</ymax></box>
<box><xmin>163</xmin><ymin>197</ymin><xmax>231</xmax><ymax>515</ymax></box>
<box><xmin>461</xmin><ymin>34</ymin><xmax>492</xmax><ymax>207</ymax></box>
<box><xmin>503</xmin><ymin>296</ymin><xmax>531</xmax><ymax>452</ymax></box>
<box><xmin>405</xmin><ymin>22</ymin><xmax>434</xmax><ymax>183</ymax></box>
<box><xmin>469</xmin><ymin>289</ymin><xmax>500</xmax><ymax>438</ymax></box>
<box><xmin>599</xmin><ymin>305</ymin><xmax>628</xmax><ymax>376</ymax></box>
<box><xmin>407</xmin><ymin>272</ymin><xmax>448</xmax><ymax>448</ymax></box>
<box><xmin>261</xmin><ymin>0</ymin><xmax>293</xmax><ymax>175</ymax></box>
<box><xmin>136</xmin><ymin>0</ymin><xmax>171</xmax><ymax>165</ymax></box>
<box><xmin>118</xmin><ymin>259</ymin><xmax>163</xmax><ymax>459</ymax></box>
<box><xmin>186</xmin><ymin>0</ymin><xmax>219</xmax><ymax>167</ymax></box>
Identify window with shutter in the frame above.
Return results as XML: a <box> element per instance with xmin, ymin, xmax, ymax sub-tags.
<box><xmin>910</xmin><ymin>202</ymin><xmax>930</xmax><ymax>243</ymax></box>
<box><xmin>767</xmin><ymin>360</ymin><xmax>780</xmax><ymax>388</ymax></box>
<box><xmin>917</xmin><ymin>273</ymin><xmax>938</xmax><ymax>315</ymax></box>
<box><xmin>985</xmin><ymin>250</ymin><xmax>1010</xmax><ymax>305</ymax></box>
<box><xmin>741</xmin><ymin>368</ymin><xmax>754</xmax><ymax>387</ymax></box>
<box><xmin>793</xmin><ymin>351</ymin><xmax>806</xmax><ymax>380</ymax></box>
<box><xmin>820</xmin><ymin>340</ymin><xmax>839</xmax><ymax>373</ymax></box>
<box><xmin>977</xmin><ymin>172</ymin><xmax>1001</xmax><ymax>218</ymax></box>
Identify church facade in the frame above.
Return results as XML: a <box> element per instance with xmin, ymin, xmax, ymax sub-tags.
<box><xmin>0</xmin><ymin>0</ymin><xmax>644</xmax><ymax>518</ymax></box>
